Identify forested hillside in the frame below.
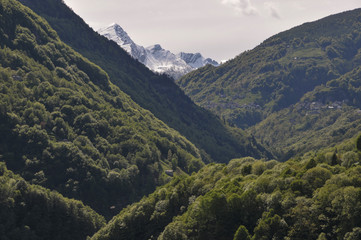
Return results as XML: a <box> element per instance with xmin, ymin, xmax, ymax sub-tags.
<box><xmin>179</xmin><ymin>8</ymin><xmax>361</xmax><ymax>125</ymax></box>
<box><xmin>251</xmin><ymin>65</ymin><xmax>361</xmax><ymax>160</ymax></box>
<box><xmin>0</xmin><ymin>0</ymin><xmax>205</xmax><ymax>218</ymax></box>
<box><xmin>0</xmin><ymin>162</ymin><xmax>105</xmax><ymax>239</ymax></box>
<box><xmin>178</xmin><ymin>8</ymin><xmax>361</xmax><ymax>158</ymax></box>
<box><xmin>92</xmin><ymin>135</ymin><xmax>361</xmax><ymax>240</ymax></box>
<box><xmin>17</xmin><ymin>0</ymin><xmax>271</xmax><ymax>163</ymax></box>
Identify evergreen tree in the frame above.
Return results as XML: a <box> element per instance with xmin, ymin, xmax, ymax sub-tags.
<box><xmin>233</xmin><ymin>225</ymin><xmax>251</xmax><ymax>240</ymax></box>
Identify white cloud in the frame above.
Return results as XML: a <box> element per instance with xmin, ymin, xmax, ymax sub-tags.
<box><xmin>221</xmin><ymin>0</ymin><xmax>282</xmax><ymax>19</ymax></box>
<box><xmin>264</xmin><ymin>2</ymin><xmax>281</xmax><ymax>19</ymax></box>
<box><xmin>221</xmin><ymin>0</ymin><xmax>258</xmax><ymax>15</ymax></box>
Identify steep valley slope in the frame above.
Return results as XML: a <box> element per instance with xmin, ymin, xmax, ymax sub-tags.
<box><xmin>178</xmin><ymin>8</ymin><xmax>361</xmax><ymax>158</ymax></box>
<box><xmin>0</xmin><ymin>0</ymin><xmax>205</xmax><ymax>220</ymax></box>
<box><xmin>18</xmin><ymin>0</ymin><xmax>271</xmax><ymax>163</ymax></box>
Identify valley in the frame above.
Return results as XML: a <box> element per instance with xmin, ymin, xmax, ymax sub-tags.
<box><xmin>1</xmin><ymin>0</ymin><xmax>361</xmax><ymax>239</ymax></box>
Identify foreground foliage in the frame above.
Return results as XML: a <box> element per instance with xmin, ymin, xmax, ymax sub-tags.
<box><xmin>92</xmin><ymin>136</ymin><xmax>361</xmax><ymax>240</ymax></box>
<box><xmin>0</xmin><ymin>162</ymin><xmax>105</xmax><ymax>240</ymax></box>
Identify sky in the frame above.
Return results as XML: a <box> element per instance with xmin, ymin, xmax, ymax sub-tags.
<box><xmin>63</xmin><ymin>0</ymin><xmax>361</xmax><ymax>62</ymax></box>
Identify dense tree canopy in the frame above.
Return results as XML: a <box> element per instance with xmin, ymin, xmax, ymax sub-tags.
<box><xmin>0</xmin><ymin>162</ymin><xmax>105</xmax><ymax>239</ymax></box>
<box><xmin>92</xmin><ymin>137</ymin><xmax>361</xmax><ymax>240</ymax></box>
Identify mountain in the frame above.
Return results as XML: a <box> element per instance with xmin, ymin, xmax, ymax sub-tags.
<box><xmin>91</xmin><ymin>135</ymin><xmax>361</xmax><ymax>240</ymax></box>
<box><xmin>97</xmin><ymin>23</ymin><xmax>219</xmax><ymax>79</ymax></box>
<box><xmin>18</xmin><ymin>0</ymin><xmax>270</xmax><ymax>163</ymax></box>
<box><xmin>250</xmin><ymin>66</ymin><xmax>361</xmax><ymax>159</ymax></box>
<box><xmin>177</xmin><ymin>52</ymin><xmax>219</xmax><ymax>69</ymax></box>
<box><xmin>97</xmin><ymin>23</ymin><xmax>147</xmax><ymax>63</ymax></box>
<box><xmin>177</xmin><ymin>8</ymin><xmax>361</xmax><ymax>158</ymax></box>
<box><xmin>0</xmin><ymin>0</ymin><xmax>206</xmax><ymax>219</ymax></box>
<box><xmin>144</xmin><ymin>44</ymin><xmax>192</xmax><ymax>80</ymax></box>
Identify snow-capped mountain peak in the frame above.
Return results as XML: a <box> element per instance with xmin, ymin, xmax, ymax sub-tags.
<box><xmin>98</xmin><ymin>24</ymin><xmax>135</xmax><ymax>52</ymax></box>
<box><xmin>177</xmin><ymin>52</ymin><xmax>219</xmax><ymax>69</ymax></box>
<box><xmin>110</xmin><ymin>23</ymin><xmax>133</xmax><ymax>45</ymax></box>
<box><xmin>98</xmin><ymin>24</ymin><xmax>219</xmax><ymax>79</ymax></box>
<box><xmin>147</xmin><ymin>44</ymin><xmax>163</xmax><ymax>52</ymax></box>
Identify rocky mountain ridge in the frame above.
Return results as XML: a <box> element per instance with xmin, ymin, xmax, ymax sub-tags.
<box><xmin>98</xmin><ymin>23</ymin><xmax>219</xmax><ymax>79</ymax></box>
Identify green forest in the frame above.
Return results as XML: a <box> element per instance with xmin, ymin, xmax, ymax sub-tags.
<box><xmin>0</xmin><ymin>162</ymin><xmax>105</xmax><ymax>240</ymax></box>
<box><xmin>92</xmin><ymin>136</ymin><xmax>361</xmax><ymax>240</ymax></box>
<box><xmin>1</xmin><ymin>0</ymin><xmax>361</xmax><ymax>239</ymax></box>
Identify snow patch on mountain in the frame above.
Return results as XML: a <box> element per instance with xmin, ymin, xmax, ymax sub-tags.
<box><xmin>98</xmin><ymin>24</ymin><xmax>219</xmax><ymax>79</ymax></box>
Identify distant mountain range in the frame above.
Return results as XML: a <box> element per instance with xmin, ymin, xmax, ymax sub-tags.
<box><xmin>98</xmin><ymin>24</ymin><xmax>219</xmax><ymax>79</ymax></box>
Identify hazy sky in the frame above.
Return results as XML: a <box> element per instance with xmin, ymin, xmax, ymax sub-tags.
<box><xmin>63</xmin><ymin>0</ymin><xmax>360</xmax><ymax>62</ymax></box>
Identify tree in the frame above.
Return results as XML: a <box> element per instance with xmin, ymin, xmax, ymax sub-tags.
<box><xmin>356</xmin><ymin>134</ymin><xmax>361</xmax><ymax>151</ymax></box>
<box><xmin>252</xmin><ymin>211</ymin><xmax>288</xmax><ymax>240</ymax></box>
<box><xmin>233</xmin><ymin>225</ymin><xmax>251</xmax><ymax>240</ymax></box>
<box><xmin>344</xmin><ymin>228</ymin><xmax>361</xmax><ymax>240</ymax></box>
<box><xmin>317</xmin><ymin>232</ymin><xmax>327</xmax><ymax>240</ymax></box>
